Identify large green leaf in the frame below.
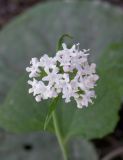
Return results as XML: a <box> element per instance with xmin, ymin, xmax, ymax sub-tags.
<box><xmin>0</xmin><ymin>76</ymin><xmax>54</xmax><ymax>133</ymax></box>
<box><xmin>99</xmin><ymin>43</ymin><xmax>123</xmax><ymax>98</ymax></box>
<box><xmin>0</xmin><ymin>1</ymin><xmax>122</xmax><ymax>139</ymax></box>
<box><xmin>57</xmin><ymin>72</ymin><xmax>120</xmax><ymax>140</ymax></box>
<box><xmin>0</xmin><ymin>71</ymin><xmax>120</xmax><ymax>139</ymax></box>
<box><xmin>0</xmin><ymin>1</ymin><xmax>123</xmax><ymax>102</ymax></box>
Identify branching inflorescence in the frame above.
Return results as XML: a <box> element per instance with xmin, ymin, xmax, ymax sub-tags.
<box><xmin>26</xmin><ymin>43</ymin><xmax>99</xmax><ymax>108</ymax></box>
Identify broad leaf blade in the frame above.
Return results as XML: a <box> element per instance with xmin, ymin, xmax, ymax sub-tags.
<box><xmin>0</xmin><ymin>1</ymin><xmax>123</xmax><ymax>102</ymax></box>
<box><xmin>0</xmin><ymin>1</ymin><xmax>122</xmax><ymax>140</ymax></box>
<box><xmin>0</xmin><ymin>76</ymin><xmax>53</xmax><ymax>133</ymax></box>
<box><xmin>99</xmin><ymin>43</ymin><xmax>123</xmax><ymax>98</ymax></box>
<box><xmin>0</xmin><ymin>70</ymin><xmax>120</xmax><ymax>140</ymax></box>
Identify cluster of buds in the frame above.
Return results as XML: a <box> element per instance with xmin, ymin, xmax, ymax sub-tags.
<box><xmin>26</xmin><ymin>43</ymin><xmax>99</xmax><ymax>108</ymax></box>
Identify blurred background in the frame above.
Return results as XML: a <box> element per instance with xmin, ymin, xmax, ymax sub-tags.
<box><xmin>0</xmin><ymin>0</ymin><xmax>123</xmax><ymax>28</ymax></box>
<box><xmin>0</xmin><ymin>0</ymin><xmax>123</xmax><ymax>160</ymax></box>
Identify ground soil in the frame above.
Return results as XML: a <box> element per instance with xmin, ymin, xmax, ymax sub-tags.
<box><xmin>0</xmin><ymin>0</ymin><xmax>45</xmax><ymax>28</ymax></box>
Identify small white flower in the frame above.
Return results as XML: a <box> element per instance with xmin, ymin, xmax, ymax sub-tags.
<box><xmin>26</xmin><ymin>43</ymin><xmax>99</xmax><ymax>108</ymax></box>
<box><xmin>42</xmin><ymin>69</ymin><xmax>62</xmax><ymax>86</ymax></box>
<box><xmin>76</xmin><ymin>90</ymin><xmax>96</xmax><ymax>108</ymax></box>
<box><xmin>40</xmin><ymin>54</ymin><xmax>56</xmax><ymax>73</ymax></box>
<box><xmin>26</xmin><ymin>58</ymin><xmax>40</xmax><ymax>78</ymax></box>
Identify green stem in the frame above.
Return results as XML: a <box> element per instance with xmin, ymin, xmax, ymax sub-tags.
<box><xmin>52</xmin><ymin>111</ymin><xmax>68</xmax><ymax>160</ymax></box>
<box><xmin>51</xmin><ymin>34</ymin><xmax>72</xmax><ymax>160</ymax></box>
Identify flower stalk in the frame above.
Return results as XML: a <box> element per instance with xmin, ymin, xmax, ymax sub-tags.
<box><xmin>52</xmin><ymin>110</ymin><xmax>68</xmax><ymax>160</ymax></box>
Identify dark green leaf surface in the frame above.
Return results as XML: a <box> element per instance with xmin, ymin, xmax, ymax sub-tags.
<box><xmin>0</xmin><ymin>71</ymin><xmax>120</xmax><ymax>139</ymax></box>
<box><xmin>99</xmin><ymin>43</ymin><xmax>123</xmax><ymax>98</ymax></box>
<box><xmin>0</xmin><ymin>76</ymin><xmax>53</xmax><ymax>133</ymax></box>
<box><xmin>0</xmin><ymin>1</ymin><xmax>123</xmax><ymax>102</ymax></box>
<box><xmin>57</xmin><ymin>71</ymin><xmax>120</xmax><ymax>140</ymax></box>
<box><xmin>0</xmin><ymin>1</ymin><xmax>122</xmax><ymax>139</ymax></box>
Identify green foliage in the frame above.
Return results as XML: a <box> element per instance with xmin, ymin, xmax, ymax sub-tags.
<box><xmin>0</xmin><ymin>132</ymin><xmax>98</xmax><ymax>160</ymax></box>
<box><xmin>99</xmin><ymin>43</ymin><xmax>123</xmax><ymax>98</ymax></box>
<box><xmin>0</xmin><ymin>1</ymin><xmax>123</xmax><ymax>102</ymax></box>
<box><xmin>56</xmin><ymin>34</ymin><xmax>73</xmax><ymax>51</ymax></box>
<box><xmin>0</xmin><ymin>70</ymin><xmax>120</xmax><ymax>140</ymax></box>
<box><xmin>0</xmin><ymin>1</ymin><xmax>122</xmax><ymax>141</ymax></box>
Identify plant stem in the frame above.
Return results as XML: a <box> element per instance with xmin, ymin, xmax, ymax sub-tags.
<box><xmin>52</xmin><ymin>111</ymin><xmax>68</xmax><ymax>160</ymax></box>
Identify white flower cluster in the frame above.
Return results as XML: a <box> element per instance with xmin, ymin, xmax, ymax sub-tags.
<box><xmin>26</xmin><ymin>43</ymin><xmax>99</xmax><ymax>108</ymax></box>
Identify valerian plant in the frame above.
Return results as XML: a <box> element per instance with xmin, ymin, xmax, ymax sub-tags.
<box><xmin>26</xmin><ymin>35</ymin><xmax>99</xmax><ymax>160</ymax></box>
<box><xmin>0</xmin><ymin>1</ymin><xmax>123</xmax><ymax>159</ymax></box>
